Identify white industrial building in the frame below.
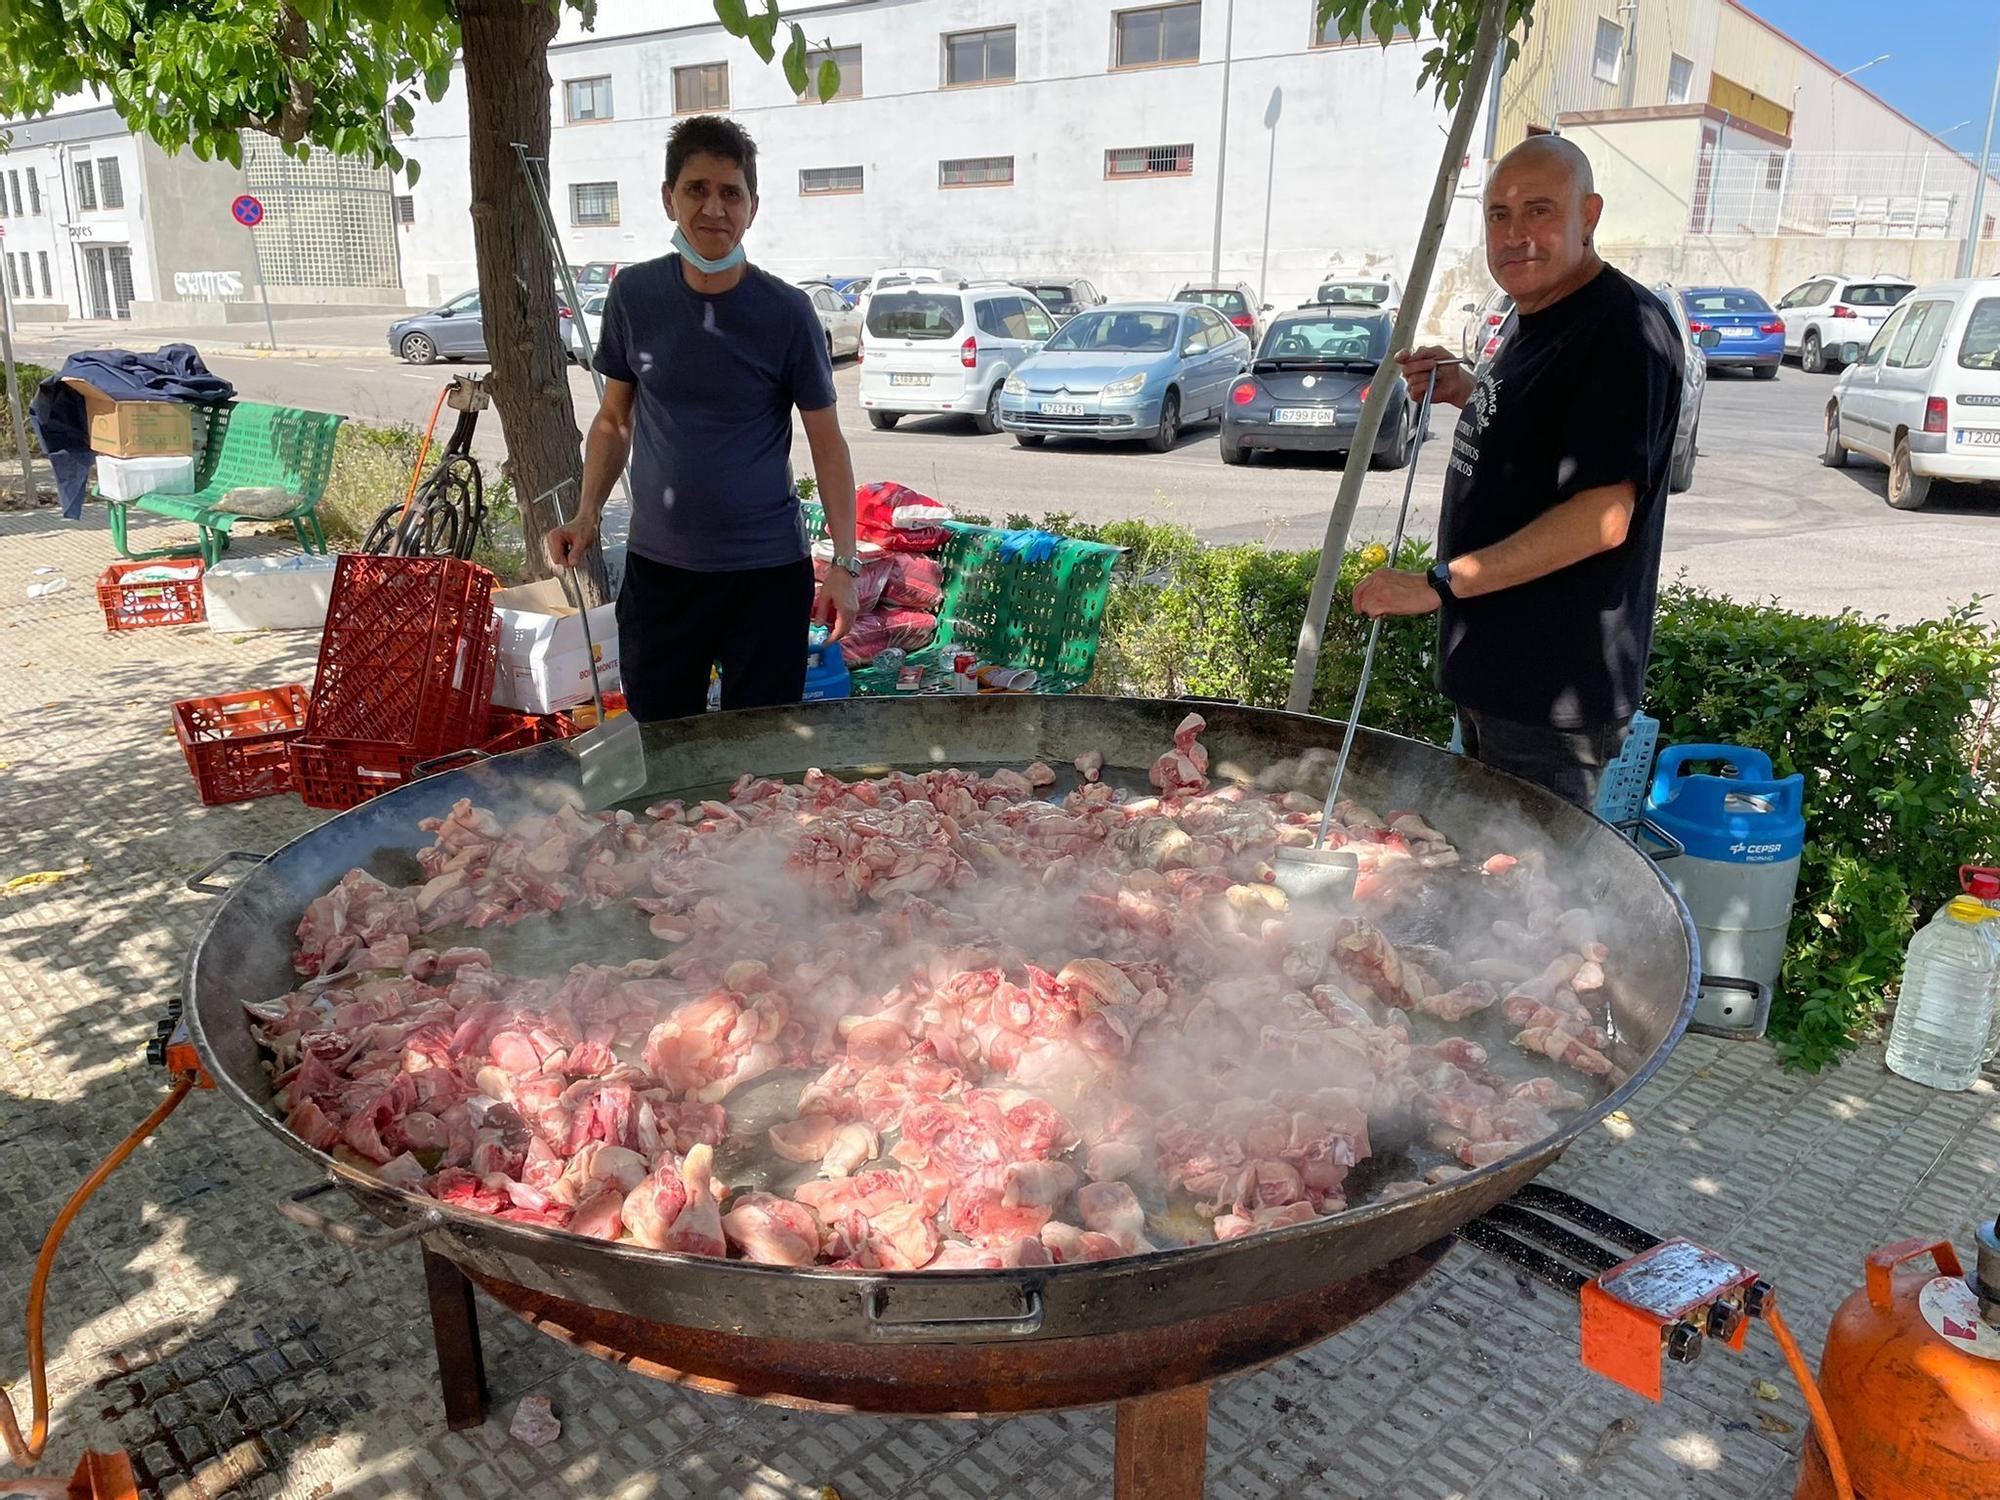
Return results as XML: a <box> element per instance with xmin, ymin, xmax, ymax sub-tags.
<box><xmin>393</xmin><ymin>0</ymin><xmax>1492</xmax><ymax>314</ymax></box>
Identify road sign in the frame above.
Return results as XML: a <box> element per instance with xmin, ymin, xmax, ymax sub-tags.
<box><xmin>231</xmin><ymin>194</ymin><xmax>264</xmax><ymax>228</ymax></box>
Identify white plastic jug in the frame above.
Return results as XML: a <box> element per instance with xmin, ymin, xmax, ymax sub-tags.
<box><xmin>1884</xmin><ymin>869</ymin><xmax>2000</xmax><ymax>1091</ymax></box>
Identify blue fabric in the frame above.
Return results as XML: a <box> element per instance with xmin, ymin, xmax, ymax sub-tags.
<box><xmin>30</xmin><ymin>344</ymin><xmax>234</xmax><ymax>519</ymax></box>
<box><xmin>996</xmin><ymin>528</ymin><xmax>1060</xmax><ymax>563</ymax></box>
<box><xmin>594</xmin><ymin>255</ymin><xmax>837</xmax><ymax>572</ymax></box>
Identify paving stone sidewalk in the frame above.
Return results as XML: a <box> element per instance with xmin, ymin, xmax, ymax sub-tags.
<box><xmin>2</xmin><ymin>503</ymin><xmax>1996</xmax><ymax>1500</ymax></box>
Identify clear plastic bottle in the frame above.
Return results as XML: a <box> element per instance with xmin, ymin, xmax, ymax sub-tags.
<box><xmin>1885</xmin><ymin>892</ymin><xmax>2000</xmax><ymax>1091</ymax></box>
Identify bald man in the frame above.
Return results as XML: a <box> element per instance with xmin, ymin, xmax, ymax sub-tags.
<box><xmin>1354</xmin><ymin>136</ymin><xmax>1683</xmax><ymax>810</ymax></box>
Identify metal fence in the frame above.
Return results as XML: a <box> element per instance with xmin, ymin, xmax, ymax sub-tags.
<box><xmin>1691</xmin><ymin>148</ymin><xmax>2000</xmax><ymax>241</ymax></box>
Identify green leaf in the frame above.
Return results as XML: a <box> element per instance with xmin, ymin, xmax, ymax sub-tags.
<box><xmin>781</xmin><ymin>27</ymin><xmax>808</xmax><ymax>96</ymax></box>
<box><xmin>404</xmin><ymin>155</ymin><xmax>421</xmax><ymax>186</ymax></box>
<box><xmin>713</xmin><ymin>0</ymin><xmax>750</xmax><ymax>36</ymax></box>
<box><xmin>745</xmin><ymin>10</ymin><xmax>778</xmax><ymax>62</ymax></box>
<box><xmin>816</xmin><ymin>55</ymin><xmax>840</xmax><ymax>102</ymax></box>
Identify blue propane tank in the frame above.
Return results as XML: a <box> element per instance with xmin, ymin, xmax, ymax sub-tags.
<box><xmin>803</xmin><ymin>631</ymin><xmax>851</xmax><ymax>702</ymax></box>
<box><xmin>1644</xmin><ymin>744</ymin><xmax>1805</xmax><ymax>1032</ymax></box>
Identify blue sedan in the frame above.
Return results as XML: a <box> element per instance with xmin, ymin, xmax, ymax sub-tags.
<box><xmin>1684</xmin><ymin>286</ymin><xmax>1784</xmax><ymax>378</ymax></box>
<box><xmin>998</xmin><ymin>303</ymin><xmax>1252</xmax><ymax>452</ymax></box>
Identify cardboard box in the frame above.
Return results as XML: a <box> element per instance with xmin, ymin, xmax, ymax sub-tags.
<box><xmin>490</xmin><ymin>577</ymin><xmax>621</xmax><ymax>714</ymax></box>
<box><xmin>93</xmin><ymin>452</ymin><xmax>196</xmax><ymax>501</ymax></box>
<box><xmin>62</xmin><ymin>378</ymin><xmax>195</xmax><ymax>458</ymax></box>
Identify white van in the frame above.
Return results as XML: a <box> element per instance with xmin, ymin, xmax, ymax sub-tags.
<box><xmin>1824</xmin><ymin>277</ymin><xmax>2000</xmax><ymax>508</ymax></box>
<box><xmin>858</xmin><ymin>284</ymin><xmax>1055</xmax><ymax>434</ymax></box>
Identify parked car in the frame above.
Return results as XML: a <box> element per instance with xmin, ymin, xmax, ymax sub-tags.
<box><xmin>559</xmin><ymin>292</ymin><xmax>607</xmax><ymax>360</ymax></box>
<box><xmin>1173</xmin><ymin>282</ymin><xmax>1269</xmax><ymax>348</ymax></box>
<box><xmin>797</xmin><ymin>280</ymin><xmax>863</xmax><ymax>360</ymax></box>
<box><xmin>824</xmin><ymin>275</ymin><xmax>869</xmax><ymax>308</ymax></box>
<box><xmin>1824</xmin><ymin>276</ymin><xmax>2000</xmax><ymax>509</ymax></box>
<box><xmin>1313</xmin><ymin>271</ymin><xmax>1403</xmax><ymax>315</ymax></box>
<box><xmin>1776</xmin><ymin>272</ymin><xmax>1915</xmax><ymax>373</ymax></box>
<box><xmin>576</xmin><ymin>262</ymin><xmax>625</xmax><ymax>290</ymax></box>
<box><xmin>858</xmin><ymin>283</ymin><xmax>1053</xmax><ymax>433</ymax></box>
<box><xmin>1015</xmin><ymin>278</ymin><xmax>1107</xmax><ymax>327</ymax></box>
<box><xmin>999</xmin><ymin>302</ymin><xmax>1252</xmax><ymax>453</ymax></box>
<box><xmin>1682</xmin><ymin>286</ymin><xmax>1784</xmax><ymax>377</ymax></box>
<box><xmin>857</xmin><ymin>265</ymin><xmax>967</xmax><ymax>323</ymax></box>
<box><xmin>1219</xmin><ymin>307</ymin><xmax>1414</xmax><ymax>469</ymax></box>
<box><xmin>1458</xmin><ymin>288</ymin><xmax>1513</xmax><ymax>363</ymax></box>
<box><xmin>1652</xmin><ymin>284</ymin><xmax>1719</xmax><ymax>493</ymax></box>
<box><xmin>390</xmin><ymin>289</ymin><xmax>491</xmax><ymax>364</ymax></box>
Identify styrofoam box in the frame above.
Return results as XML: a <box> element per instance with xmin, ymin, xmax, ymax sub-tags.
<box><xmin>491</xmin><ymin>577</ymin><xmax>621</xmax><ymax>713</ymax></box>
<box><xmin>203</xmin><ymin>553</ymin><xmax>339</xmax><ymax>632</ymax></box>
<box><xmin>95</xmin><ymin>452</ymin><xmax>196</xmax><ymax>501</ymax></box>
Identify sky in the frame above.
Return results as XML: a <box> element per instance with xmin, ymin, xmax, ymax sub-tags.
<box><xmin>1738</xmin><ymin>0</ymin><xmax>2000</xmax><ymax>146</ymax></box>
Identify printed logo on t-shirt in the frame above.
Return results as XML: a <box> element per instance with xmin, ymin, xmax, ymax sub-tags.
<box><xmin>1451</xmin><ymin>373</ymin><xmax>1500</xmax><ymax>480</ymax></box>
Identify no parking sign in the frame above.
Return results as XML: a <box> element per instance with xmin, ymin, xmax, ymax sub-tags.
<box><xmin>231</xmin><ymin>194</ymin><xmax>264</xmax><ymax>228</ymax></box>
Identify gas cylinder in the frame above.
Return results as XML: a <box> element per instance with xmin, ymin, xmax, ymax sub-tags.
<box><xmin>1795</xmin><ymin>1220</ymin><xmax>2000</xmax><ymax>1498</ymax></box>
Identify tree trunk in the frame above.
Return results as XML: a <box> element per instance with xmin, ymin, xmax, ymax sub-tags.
<box><xmin>458</xmin><ymin>0</ymin><xmax>610</xmax><ymax>603</ymax></box>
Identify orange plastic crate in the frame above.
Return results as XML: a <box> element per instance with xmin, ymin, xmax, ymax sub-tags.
<box><xmin>172</xmin><ymin>684</ymin><xmax>311</xmax><ymax>805</ymax></box>
<box><xmin>97</xmin><ymin>560</ymin><xmax>206</xmax><ymax>631</ymax></box>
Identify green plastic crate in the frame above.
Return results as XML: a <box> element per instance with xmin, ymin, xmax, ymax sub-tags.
<box><xmin>799</xmin><ymin>502</ymin><xmax>1120</xmax><ymax>694</ymax></box>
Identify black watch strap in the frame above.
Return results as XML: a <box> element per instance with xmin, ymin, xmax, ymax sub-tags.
<box><xmin>1428</xmin><ymin>560</ymin><xmax>1456</xmax><ymax>601</ymax></box>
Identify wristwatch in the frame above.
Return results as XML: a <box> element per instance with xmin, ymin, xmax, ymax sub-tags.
<box><xmin>1427</xmin><ymin>560</ymin><xmax>1457</xmax><ymax>601</ymax></box>
<box><xmin>828</xmin><ymin>551</ymin><xmax>864</xmax><ymax>578</ymax></box>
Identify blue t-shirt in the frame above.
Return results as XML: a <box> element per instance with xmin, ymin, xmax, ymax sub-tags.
<box><xmin>594</xmin><ymin>256</ymin><xmax>837</xmax><ymax>571</ymax></box>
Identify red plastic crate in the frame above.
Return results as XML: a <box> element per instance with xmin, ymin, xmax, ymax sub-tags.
<box><xmin>480</xmin><ymin>707</ymin><xmax>576</xmax><ymax>755</ymax></box>
<box><xmin>306</xmin><ymin>555</ymin><xmax>496</xmax><ymax>753</ymax></box>
<box><xmin>288</xmin><ymin>737</ymin><xmax>429</xmax><ymax>812</ymax></box>
<box><xmin>173</xmin><ymin>684</ymin><xmax>311</xmax><ymax>805</ymax></box>
<box><xmin>97</xmin><ymin>560</ymin><xmax>206</xmax><ymax>631</ymax></box>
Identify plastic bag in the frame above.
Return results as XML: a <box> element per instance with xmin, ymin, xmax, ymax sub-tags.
<box><xmin>881</xmin><ymin>553</ymin><xmax>944</xmax><ymax>611</ymax></box>
<box><xmin>839</xmin><ymin>606</ymin><xmax>938</xmax><ymax>665</ymax></box>
<box><xmin>812</xmin><ymin>539</ymin><xmax>890</xmax><ymax>613</ymax></box>
<box><xmin>856</xmin><ymin>481</ymin><xmax>952</xmax><ymax>552</ymax></box>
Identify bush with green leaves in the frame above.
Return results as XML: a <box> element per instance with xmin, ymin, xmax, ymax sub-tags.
<box><xmin>0</xmin><ymin>362</ymin><xmax>52</xmax><ymax>457</ymax></box>
<box><xmin>320</xmin><ymin>420</ymin><xmax>525</xmax><ymax>581</ymax></box>
<box><xmin>1036</xmin><ymin>515</ymin><xmax>2000</xmax><ymax>1071</ymax></box>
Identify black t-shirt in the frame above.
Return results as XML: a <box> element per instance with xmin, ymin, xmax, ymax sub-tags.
<box><xmin>1435</xmin><ymin>265</ymin><xmax>1683</xmax><ymax>729</ymax></box>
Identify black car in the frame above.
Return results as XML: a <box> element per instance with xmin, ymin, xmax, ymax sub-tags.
<box><xmin>1219</xmin><ymin>308</ymin><xmax>1414</xmax><ymax>468</ymax></box>
<box><xmin>1016</xmin><ymin>277</ymin><xmax>1105</xmax><ymax>327</ymax></box>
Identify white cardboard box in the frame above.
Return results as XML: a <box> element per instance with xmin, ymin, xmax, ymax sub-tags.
<box><xmin>95</xmin><ymin>452</ymin><xmax>197</xmax><ymax>501</ymax></box>
<box><xmin>491</xmin><ymin>577</ymin><xmax>621</xmax><ymax>713</ymax></box>
<box><xmin>203</xmin><ymin>553</ymin><xmax>339</xmax><ymax>632</ymax></box>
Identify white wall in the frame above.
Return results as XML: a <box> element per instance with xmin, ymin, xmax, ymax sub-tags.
<box><xmin>397</xmin><ymin>0</ymin><xmax>1487</xmax><ymax>319</ymax></box>
<box><xmin>0</xmin><ymin>129</ymin><xmax>151</xmax><ymax>319</ymax></box>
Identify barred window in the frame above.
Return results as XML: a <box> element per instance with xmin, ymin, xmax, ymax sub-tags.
<box><xmin>570</xmin><ymin>181</ymin><xmax>620</xmax><ymax>226</ymax></box>
<box><xmin>73</xmin><ymin>159</ymin><xmax>97</xmax><ymax>211</ymax></box>
<box><xmin>394</xmin><ymin>194</ymin><xmax>415</xmax><ymax>225</ymax></box>
<box><xmin>674</xmin><ymin>63</ymin><xmax>729</xmax><ymax>114</ymax></box>
<box><xmin>1106</xmin><ymin>143</ymin><xmax>1194</xmax><ymax>179</ymax></box>
<box><xmin>944</xmin><ymin>26</ymin><xmax>1015</xmax><ymax>85</ymax></box>
<box><xmin>4</xmin><ymin>255</ymin><xmax>15</xmax><ymax>297</ymax></box>
<box><xmin>940</xmin><ymin>156</ymin><xmax>1014</xmax><ymax>188</ymax></box>
<box><xmin>565</xmin><ymin>75</ymin><xmax>613</xmax><ymax>122</ymax></box>
<box><xmin>6</xmin><ymin>172</ymin><xmax>19</xmax><ymax>217</ymax></box>
<box><xmin>1114</xmin><ymin>3</ymin><xmax>1201</xmax><ymax>69</ymax></box>
<box><xmin>26</xmin><ymin>169</ymin><xmax>40</xmax><ymax>215</ymax></box>
<box><xmin>37</xmin><ymin>250</ymin><xmax>50</xmax><ymax>298</ymax></box>
<box><xmin>800</xmin><ymin>165</ymin><xmax>864</xmax><ymax>196</ymax></box>
<box><xmin>800</xmin><ymin>45</ymin><xmax>862</xmax><ymax>101</ymax></box>
<box><xmin>97</xmin><ymin>158</ymin><xmax>125</xmax><ymax>210</ymax></box>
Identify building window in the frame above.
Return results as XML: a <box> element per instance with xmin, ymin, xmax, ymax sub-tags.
<box><xmin>1106</xmin><ymin>142</ymin><xmax>1194</xmax><ymax>179</ymax></box>
<box><xmin>564</xmin><ymin>75</ymin><xmax>614</xmax><ymax>122</ymax></box>
<box><xmin>673</xmin><ymin>62</ymin><xmax>729</xmax><ymax>114</ymax></box>
<box><xmin>940</xmin><ymin>155</ymin><xmax>1014</xmax><ymax>188</ymax></box>
<box><xmin>97</xmin><ymin>158</ymin><xmax>125</xmax><ymax>210</ymax></box>
<box><xmin>800</xmin><ymin>165</ymin><xmax>864</xmax><ymax>196</ymax></box>
<box><xmin>1114</xmin><ymin>3</ymin><xmax>1201</xmax><ymax>70</ymax></box>
<box><xmin>1592</xmin><ymin>16</ymin><xmax>1623</xmax><ymax>85</ymax></box>
<box><xmin>6</xmin><ymin>171</ymin><xmax>19</xmax><ymax>217</ymax></box>
<box><xmin>800</xmin><ymin>45</ymin><xmax>862</xmax><ymax>101</ymax></box>
<box><xmin>1765</xmin><ymin>152</ymin><xmax>1786</xmax><ymax>191</ymax></box>
<box><xmin>73</xmin><ymin>160</ymin><xmax>97</xmax><ymax>211</ymax></box>
<box><xmin>4</xmin><ymin>255</ymin><xmax>15</xmax><ymax>298</ymax></box>
<box><xmin>944</xmin><ymin>26</ymin><xmax>1016</xmax><ymax>86</ymax></box>
<box><xmin>1666</xmin><ymin>53</ymin><xmax>1693</xmax><ymax>105</ymax></box>
<box><xmin>570</xmin><ymin>181</ymin><xmax>620</xmax><ymax>226</ymax></box>
<box><xmin>1313</xmin><ymin>11</ymin><xmax>1410</xmax><ymax>46</ymax></box>
<box><xmin>26</xmin><ymin>170</ymin><xmax>39</xmax><ymax>215</ymax></box>
<box><xmin>37</xmin><ymin>250</ymin><xmax>50</xmax><ymax>298</ymax></box>
<box><xmin>394</xmin><ymin>194</ymin><xmax>416</xmax><ymax>225</ymax></box>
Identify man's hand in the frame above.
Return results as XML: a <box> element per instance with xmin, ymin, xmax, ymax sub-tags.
<box><xmin>813</xmin><ymin>568</ymin><xmax>859</xmax><ymax>642</ymax></box>
<box><xmin>543</xmin><ymin>518</ymin><xmax>597</xmax><ymax>572</ymax></box>
<box><xmin>1352</xmin><ymin>567</ymin><xmax>1439</xmax><ymax>619</ymax></box>
<box><xmin>1396</xmin><ymin>345</ymin><xmax>1475</xmax><ymax>408</ymax></box>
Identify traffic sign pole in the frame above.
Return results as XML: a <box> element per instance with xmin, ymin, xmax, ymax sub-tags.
<box><xmin>231</xmin><ymin>194</ymin><xmax>280</xmax><ymax>352</ymax></box>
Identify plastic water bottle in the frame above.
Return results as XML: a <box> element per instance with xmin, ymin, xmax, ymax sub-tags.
<box><xmin>1884</xmin><ymin>875</ymin><xmax>2000</xmax><ymax>1091</ymax></box>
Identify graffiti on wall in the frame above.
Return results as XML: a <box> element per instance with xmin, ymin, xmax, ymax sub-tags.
<box><xmin>173</xmin><ymin>270</ymin><xmax>244</xmax><ymax>300</ymax></box>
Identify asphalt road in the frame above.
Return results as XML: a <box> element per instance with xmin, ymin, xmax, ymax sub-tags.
<box><xmin>18</xmin><ymin>330</ymin><xmax>1998</xmax><ymax>624</ymax></box>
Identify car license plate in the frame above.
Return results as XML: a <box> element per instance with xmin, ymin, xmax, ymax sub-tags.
<box><xmin>1721</xmin><ymin>327</ymin><xmax>1753</xmax><ymax>338</ymax></box>
<box><xmin>1273</xmin><ymin>407</ymin><xmax>1338</xmax><ymax>425</ymax></box>
<box><xmin>1956</xmin><ymin>428</ymin><xmax>2000</xmax><ymax>447</ymax></box>
<box><xmin>1038</xmin><ymin>401</ymin><xmax>1085</xmax><ymax>416</ymax></box>
<box><xmin>888</xmin><ymin>373</ymin><xmax>930</xmax><ymax>388</ymax></box>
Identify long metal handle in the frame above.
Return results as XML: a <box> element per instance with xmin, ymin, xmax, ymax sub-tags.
<box><xmin>1311</xmin><ymin>381</ymin><xmax>1437</xmax><ymax>850</ymax></box>
<box><xmin>185</xmin><ymin>849</ymin><xmax>265</xmax><ymax>895</ymax></box>
<box><xmin>863</xmin><ymin>1282</ymin><xmax>1046</xmax><ymax>1341</ymax></box>
<box><xmin>413</xmin><ymin>746</ymin><xmax>492</xmax><ymax>779</ymax></box>
<box><xmin>278</xmin><ymin>1181</ymin><xmax>443</xmax><ymax>1252</ymax></box>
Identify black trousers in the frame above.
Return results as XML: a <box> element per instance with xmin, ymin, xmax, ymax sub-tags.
<box><xmin>1458</xmin><ymin>708</ymin><xmax>1632</xmax><ymax>813</ymax></box>
<box><xmin>615</xmin><ymin>552</ymin><xmax>815</xmax><ymax>722</ymax></box>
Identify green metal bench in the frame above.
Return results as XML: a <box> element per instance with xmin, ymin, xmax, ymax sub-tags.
<box><xmin>102</xmin><ymin>401</ymin><xmax>344</xmax><ymax>566</ymax></box>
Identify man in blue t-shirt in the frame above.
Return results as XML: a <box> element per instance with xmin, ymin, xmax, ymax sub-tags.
<box><xmin>544</xmin><ymin>115</ymin><xmax>861</xmax><ymax>721</ymax></box>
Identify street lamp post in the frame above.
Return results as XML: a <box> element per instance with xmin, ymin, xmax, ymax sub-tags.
<box><xmin>1780</xmin><ymin>55</ymin><xmax>1889</xmax><ymax>237</ymax></box>
<box><xmin>1208</xmin><ymin>0</ymin><xmax>1237</xmax><ymax>285</ymax></box>
<box><xmin>1917</xmin><ymin>120</ymin><xmax>1973</xmax><ymax>231</ymax></box>
<box><xmin>1961</xmin><ymin>41</ymin><xmax>2000</xmax><ymax>278</ymax></box>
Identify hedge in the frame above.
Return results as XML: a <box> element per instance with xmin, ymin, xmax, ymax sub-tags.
<box><xmin>1017</xmin><ymin>514</ymin><xmax>2000</xmax><ymax>1072</ymax></box>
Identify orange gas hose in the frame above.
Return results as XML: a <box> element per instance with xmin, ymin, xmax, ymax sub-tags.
<box><xmin>1</xmin><ymin>1075</ymin><xmax>194</xmax><ymax>1469</ymax></box>
<box><xmin>1767</xmin><ymin>1297</ymin><xmax>1856</xmax><ymax>1500</ymax></box>
<box><xmin>394</xmin><ymin>384</ymin><xmax>452</xmax><ymax>529</ymax></box>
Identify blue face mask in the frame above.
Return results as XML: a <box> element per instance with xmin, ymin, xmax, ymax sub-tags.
<box><xmin>672</xmin><ymin>224</ymin><xmax>746</xmax><ymax>275</ymax></box>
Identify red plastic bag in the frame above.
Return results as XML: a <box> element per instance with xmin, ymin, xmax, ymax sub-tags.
<box><xmin>812</xmin><ymin>539</ymin><xmax>890</xmax><ymax>613</ymax></box>
<box><xmin>855</xmin><ymin>481</ymin><xmax>952</xmax><ymax>552</ymax></box>
<box><xmin>839</xmin><ymin>606</ymin><xmax>938</xmax><ymax>665</ymax></box>
<box><xmin>881</xmin><ymin>553</ymin><xmax>944</xmax><ymax>611</ymax></box>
